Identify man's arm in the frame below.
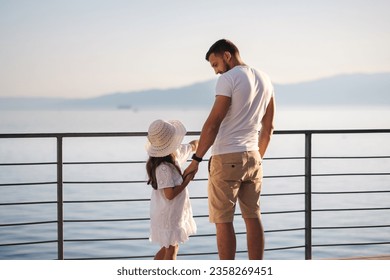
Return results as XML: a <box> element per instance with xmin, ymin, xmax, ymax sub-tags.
<box><xmin>183</xmin><ymin>95</ymin><xmax>230</xmax><ymax>178</ymax></box>
<box><xmin>258</xmin><ymin>96</ymin><xmax>275</xmax><ymax>158</ymax></box>
<box><xmin>195</xmin><ymin>95</ymin><xmax>230</xmax><ymax>158</ymax></box>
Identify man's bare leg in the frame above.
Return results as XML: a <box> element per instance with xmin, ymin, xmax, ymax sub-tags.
<box><xmin>215</xmin><ymin>222</ymin><xmax>236</xmax><ymax>260</ymax></box>
<box><xmin>244</xmin><ymin>217</ymin><xmax>264</xmax><ymax>259</ymax></box>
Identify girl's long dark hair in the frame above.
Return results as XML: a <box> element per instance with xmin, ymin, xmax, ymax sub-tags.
<box><xmin>146</xmin><ymin>154</ymin><xmax>182</xmax><ymax>190</ymax></box>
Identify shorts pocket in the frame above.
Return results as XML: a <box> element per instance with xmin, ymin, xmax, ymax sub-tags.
<box><xmin>210</xmin><ymin>154</ymin><xmax>244</xmax><ymax>182</ymax></box>
<box><xmin>221</xmin><ymin>162</ymin><xmax>244</xmax><ymax>181</ymax></box>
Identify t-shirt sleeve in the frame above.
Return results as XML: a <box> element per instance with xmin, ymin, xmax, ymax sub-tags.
<box><xmin>215</xmin><ymin>74</ymin><xmax>233</xmax><ymax>98</ymax></box>
<box><xmin>155</xmin><ymin>164</ymin><xmax>175</xmax><ymax>189</ymax></box>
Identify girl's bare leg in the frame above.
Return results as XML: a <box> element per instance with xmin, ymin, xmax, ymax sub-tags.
<box><xmin>163</xmin><ymin>245</ymin><xmax>179</xmax><ymax>260</ymax></box>
<box><xmin>154</xmin><ymin>247</ymin><xmax>165</xmax><ymax>260</ymax></box>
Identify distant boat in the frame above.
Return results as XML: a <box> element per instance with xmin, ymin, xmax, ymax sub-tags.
<box><xmin>117</xmin><ymin>105</ymin><xmax>132</xmax><ymax>110</ymax></box>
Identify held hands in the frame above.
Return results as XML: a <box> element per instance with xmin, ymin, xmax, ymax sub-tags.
<box><xmin>183</xmin><ymin>160</ymin><xmax>199</xmax><ymax>181</ymax></box>
<box><xmin>182</xmin><ymin>171</ymin><xmax>195</xmax><ymax>186</ymax></box>
<box><xmin>183</xmin><ymin>139</ymin><xmax>200</xmax><ymax>181</ymax></box>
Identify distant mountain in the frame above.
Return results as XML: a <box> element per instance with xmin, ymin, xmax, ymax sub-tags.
<box><xmin>1</xmin><ymin>73</ymin><xmax>389</xmax><ymax>110</ymax></box>
<box><xmin>276</xmin><ymin>72</ymin><xmax>390</xmax><ymax>107</ymax></box>
<box><xmin>60</xmin><ymin>79</ymin><xmax>218</xmax><ymax>109</ymax></box>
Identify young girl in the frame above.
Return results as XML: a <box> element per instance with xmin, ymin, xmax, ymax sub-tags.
<box><xmin>145</xmin><ymin>119</ymin><xmax>198</xmax><ymax>260</ymax></box>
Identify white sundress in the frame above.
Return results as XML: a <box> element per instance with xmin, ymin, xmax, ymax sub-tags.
<box><xmin>149</xmin><ymin>144</ymin><xmax>197</xmax><ymax>248</ymax></box>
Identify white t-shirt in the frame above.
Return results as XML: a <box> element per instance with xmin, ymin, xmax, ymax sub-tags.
<box><xmin>149</xmin><ymin>144</ymin><xmax>197</xmax><ymax>247</ymax></box>
<box><xmin>211</xmin><ymin>65</ymin><xmax>274</xmax><ymax>156</ymax></box>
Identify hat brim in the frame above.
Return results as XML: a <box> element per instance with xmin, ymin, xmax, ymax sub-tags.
<box><xmin>145</xmin><ymin>120</ymin><xmax>186</xmax><ymax>157</ymax></box>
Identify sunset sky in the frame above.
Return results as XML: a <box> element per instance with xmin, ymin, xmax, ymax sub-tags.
<box><xmin>1</xmin><ymin>0</ymin><xmax>389</xmax><ymax>98</ymax></box>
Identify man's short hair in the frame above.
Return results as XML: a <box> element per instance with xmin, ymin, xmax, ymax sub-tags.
<box><xmin>205</xmin><ymin>39</ymin><xmax>240</xmax><ymax>61</ymax></box>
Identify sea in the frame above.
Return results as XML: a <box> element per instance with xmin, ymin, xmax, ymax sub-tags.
<box><xmin>0</xmin><ymin>106</ymin><xmax>389</xmax><ymax>260</ymax></box>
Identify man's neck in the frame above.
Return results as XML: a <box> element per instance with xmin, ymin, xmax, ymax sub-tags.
<box><xmin>230</xmin><ymin>56</ymin><xmax>245</xmax><ymax>67</ymax></box>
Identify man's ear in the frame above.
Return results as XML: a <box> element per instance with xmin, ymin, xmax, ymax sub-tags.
<box><xmin>224</xmin><ymin>51</ymin><xmax>232</xmax><ymax>61</ymax></box>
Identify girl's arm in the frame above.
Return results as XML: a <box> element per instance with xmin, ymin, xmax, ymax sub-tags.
<box><xmin>163</xmin><ymin>174</ymin><xmax>192</xmax><ymax>200</ymax></box>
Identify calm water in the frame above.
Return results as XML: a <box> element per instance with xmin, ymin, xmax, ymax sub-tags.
<box><xmin>0</xmin><ymin>107</ymin><xmax>389</xmax><ymax>260</ymax></box>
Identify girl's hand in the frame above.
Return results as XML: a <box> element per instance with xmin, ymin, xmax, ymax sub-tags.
<box><xmin>183</xmin><ymin>172</ymin><xmax>195</xmax><ymax>184</ymax></box>
<box><xmin>189</xmin><ymin>140</ymin><xmax>199</xmax><ymax>151</ymax></box>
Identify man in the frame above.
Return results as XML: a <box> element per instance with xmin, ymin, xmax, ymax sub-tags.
<box><xmin>183</xmin><ymin>39</ymin><xmax>275</xmax><ymax>260</ymax></box>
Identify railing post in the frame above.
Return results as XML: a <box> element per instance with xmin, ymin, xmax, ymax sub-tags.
<box><xmin>57</xmin><ymin>136</ymin><xmax>64</xmax><ymax>260</ymax></box>
<box><xmin>305</xmin><ymin>132</ymin><xmax>312</xmax><ymax>260</ymax></box>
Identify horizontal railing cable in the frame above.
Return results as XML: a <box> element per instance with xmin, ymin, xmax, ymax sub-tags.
<box><xmin>313</xmin><ymin>241</ymin><xmax>390</xmax><ymax>248</ymax></box>
<box><xmin>61</xmin><ymin>210</ymin><xmax>305</xmax><ymax>224</ymax></box>
<box><xmin>313</xmin><ymin>190</ymin><xmax>390</xmax><ymax>195</ymax></box>
<box><xmin>313</xmin><ymin>224</ymin><xmax>390</xmax><ymax>230</ymax></box>
<box><xmin>0</xmin><ymin>240</ymin><xmax>58</xmax><ymax>247</ymax></box>
<box><xmin>0</xmin><ymin>182</ymin><xmax>57</xmax><ymax>187</ymax></box>
<box><xmin>65</xmin><ymin>246</ymin><xmax>308</xmax><ymax>260</ymax></box>
<box><xmin>0</xmin><ymin>201</ymin><xmax>57</xmax><ymax>206</ymax></box>
<box><xmin>313</xmin><ymin>172</ymin><xmax>390</xmax><ymax>177</ymax></box>
<box><xmin>313</xmin><ymin>156</ymin><xmax>390</xmax><ymax>159</ymax></box>
<box><xmin>313</xmin><ymin>207</ymin><xmax>390</xmax><ymax>212</ymax></box>
<box><xmin>0</xmin><ymin>162</ymin><xmax>57</xmax><ymax>166</ymax></box>
<box><xmin>0</xmin><ymin>220</ymin><xmax>57</xmax><ymax>227</ymax></box>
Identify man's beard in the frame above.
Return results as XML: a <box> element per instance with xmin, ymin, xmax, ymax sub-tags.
<box><xmin>223</xmin><ymin>60</ymin><xmax>231</xmax><ymax>73</ymax></box>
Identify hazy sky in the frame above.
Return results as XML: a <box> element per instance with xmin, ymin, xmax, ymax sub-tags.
<box><xmin>1</xmin><ymin>0</ymin><xmax>389</xmax><ymax>98</ymax></box>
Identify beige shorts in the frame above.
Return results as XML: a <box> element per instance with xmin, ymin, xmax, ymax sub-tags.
<box><xmin>208</xmin><ymin>151</ymin><xmax>263</xmax><ymax>223</ymax></box>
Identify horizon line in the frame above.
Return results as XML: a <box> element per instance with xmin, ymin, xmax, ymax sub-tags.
<box><xmin>1</xmin><ymin>71</ymin><xmax>389</xmax><ymax>100</ymax></box>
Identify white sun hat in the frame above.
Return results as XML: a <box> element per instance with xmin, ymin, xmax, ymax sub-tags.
<box><xmin>145</xmin><ymin>119</ymin><xmax>187</xmax><ymax>157</ymax></box>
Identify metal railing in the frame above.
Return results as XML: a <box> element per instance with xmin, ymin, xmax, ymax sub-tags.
<box><xmin>1</xmin><ymin>129</ymin><xmax>390</xmax><ymax>260</ymax></box>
